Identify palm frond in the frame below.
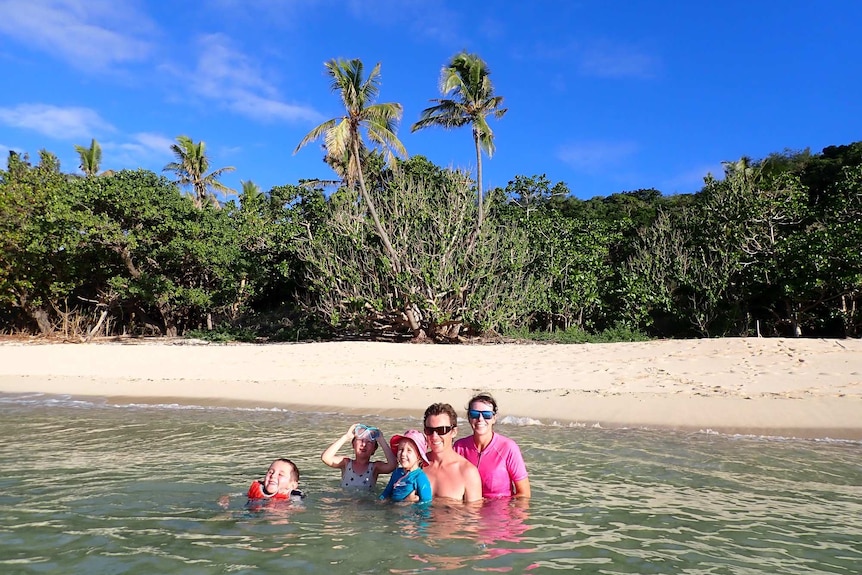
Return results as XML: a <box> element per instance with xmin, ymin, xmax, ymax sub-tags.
<box><xmin>365</xmin><ymin>118</ymin><xmax>407</xmax><ymax>159</ymax></box>
<box><xmin>294</xmin><ymin>119</ymin><xmax>338</xmax><ymax>154</ymax></box>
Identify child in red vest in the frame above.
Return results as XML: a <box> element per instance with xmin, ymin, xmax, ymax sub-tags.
<box><xmin>247</xmin><ymin>458</ymin><xmax>304</xmax><ymax>501</ymax></box>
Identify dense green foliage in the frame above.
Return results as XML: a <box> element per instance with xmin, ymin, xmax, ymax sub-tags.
<box><xmin>1</xmin><ymin>140</ymin><xmax>859</xmax><ymax>341</ymax></box>
<box><xmin>287</xmin><ymin>156</ymin><xmax>530</xmax><ymax>340</ymax></box>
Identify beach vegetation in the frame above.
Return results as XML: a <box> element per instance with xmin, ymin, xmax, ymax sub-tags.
<box><xmin>163</xmin><ymin>135</ymin><xmax>236</xmax><ymax>209</ymax></box>
<box><xmin>74</xmin><ymin>138</ymin><xmax>102</xmax><ymax>177</ymax></box>
<box><xmin>185</xmin><ymin>326</ymin><xmax>258</xmax><ymax>343</ymax></box>
<box><xmin>499</xmin><ymin>198</ymin><xmax>623</xmax><ymax>333</ymax></box>
<box><xmin>412</xmin><ymin>52</ymin><xmax>507</xmax><ymax>231</ymax></box>
<box><xmin>70</xmin><ymin>169</ymin><xmax>249</xmax><ymax>338</ymax></box>
<box><xmin>294</xmin><ymin>155</ymin><xmax>533</xmax><ymax>340</ymax></box>
<box><xmin>502</xmin><ymin>323</ymin><xmax>650</xmax><ymax>344</ymax></box>
<box><xmin>0</xmin><ymin>151</ymin><xmax>83</xmax><ymax>336</ymax></box>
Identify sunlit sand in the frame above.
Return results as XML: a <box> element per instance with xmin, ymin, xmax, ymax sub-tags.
<box><xmin>1</xmin><ymin>338</ymin><xmax>860</xmax><ymax>439</ymax></box>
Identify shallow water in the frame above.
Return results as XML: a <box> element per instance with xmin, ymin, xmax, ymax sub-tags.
<box><xmin>0</xmin><ymin>394</ymin><xmax>860</xmax><ymax>574</ymax></box>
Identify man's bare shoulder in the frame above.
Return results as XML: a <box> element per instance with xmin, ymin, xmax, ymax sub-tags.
<box><xmin>449</xmin><ymin>454</ymin><xmax>479</xmax><ymax>475</ymax></box>
<box><xmin>459</xmin><ymin>458</ymin><xmax>481</xmax><ymax>477</ymax></box>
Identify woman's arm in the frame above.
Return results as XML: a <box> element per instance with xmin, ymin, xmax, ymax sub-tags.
<box><xmin>513</xmin><ymin>477</ymin><xmax>531</xmax><ymax>498</ymax></box>
<box><xmin>508</xmin><ymin>441</ymin><xmax>531</xmax><ymax>498</ymax></box>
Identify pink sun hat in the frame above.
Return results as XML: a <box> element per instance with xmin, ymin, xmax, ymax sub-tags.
<box><xmin>389</xmin><ymin>429</ymin><xmax>430</xmax><ymax>466</ymax></box>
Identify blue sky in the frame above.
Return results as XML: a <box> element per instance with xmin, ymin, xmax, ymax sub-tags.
<box><xmin>1</xmin><ymin>0</ymin><xmax>860</xmax><ymax>201</ymax></box>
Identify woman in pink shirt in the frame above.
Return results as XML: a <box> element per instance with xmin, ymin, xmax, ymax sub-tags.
<box><xmin>453</xmin><ymin>393</ymin><xmax>531</xmax><ymax>498</ymax></box>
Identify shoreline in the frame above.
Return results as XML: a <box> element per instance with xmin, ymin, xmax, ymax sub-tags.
<box><xmin>5</xmin><ymin>390</ymin><xmax>860</xmax><ymax>442</ymax></box>
<box><xmin>2</xmin><ymin>338</ymin><xmax>861</xmax><ymax>440</ymax></box>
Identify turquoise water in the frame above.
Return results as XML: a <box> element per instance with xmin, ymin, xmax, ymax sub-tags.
<box><xmin>0</xmin><ymin>394</ymin><xmax>860</xmax><ymax>574</ymax></box>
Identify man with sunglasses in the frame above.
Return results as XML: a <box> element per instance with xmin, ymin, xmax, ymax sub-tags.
<box><xmin>454</xmin><ymin>393</ymin><xmax>531</xmax><ymax>498</ymax></box>
<box><xmin>422</xmin><ymin>403</ymin><xmax>482</xmax><ymax>503</ymax></box>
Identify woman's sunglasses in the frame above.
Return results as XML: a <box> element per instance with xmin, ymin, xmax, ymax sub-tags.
<box><xmin>424</xmin><ymin>425</ymin><xmax>454</xmax><ymax>436</ymax></box>
<box><xmin>468</xmin><ymin>409</ymin><xmax>495</xmax><ymax>420</ymax></box>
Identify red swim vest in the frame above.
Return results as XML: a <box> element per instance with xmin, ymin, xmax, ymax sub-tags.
<box><xmin>247</xmin><ymin>480</ymin><xmax>291</xmax><ymax>500</ymax></box>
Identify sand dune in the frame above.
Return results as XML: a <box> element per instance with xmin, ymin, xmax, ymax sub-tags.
<box><xmin>1</xmin><ymin>338</ymin><xmax>860</xmax><ymax>439</ymax></box>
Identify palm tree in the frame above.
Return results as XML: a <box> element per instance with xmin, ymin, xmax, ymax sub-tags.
<box><xmin>240</xmin><ymin>179</ymin><xmax>263</xmax><ymax>201</ymax></box>
<box><xmin>74</xmin><ymin>138</ymin><xmax>102</xmax><ymax>177</ymax></box>
<box><xmin>722</xmin><ymin>156</ymin><xmax>762</xmax><ymax>187</ymax></box>
<box><xmin>411</xmin><ymin>52</ymin><xmax>507</xmax><ymax>228</ymax></box>
<box><xmin>238</xmin><ymin>179</ymin><xmax>266</xmax><ymax>212</ymax></box>
<box><xmin>163</xmin><ymin>135</ymin><xmax>235</xmax><ymax>208</ymax></box>
<box><xmin>294</xmin><ymin>58</ymin><xmax>407</xmax><ymax>272</ymax></box>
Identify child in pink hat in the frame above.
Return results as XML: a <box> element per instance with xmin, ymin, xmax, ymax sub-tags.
<box><xmin>379</xmin><ymin>429</ymin><xmax>432</xmax><ymax>503</ymax></box>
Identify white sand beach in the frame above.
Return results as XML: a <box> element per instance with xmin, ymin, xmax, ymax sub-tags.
<box><xmin>1</xmin><ymin>337</ymin><xmax>861</xmax><ymax>439</ymax></box>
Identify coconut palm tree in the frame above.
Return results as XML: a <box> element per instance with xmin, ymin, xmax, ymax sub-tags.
<box><xmin>163</xmin><ymin>135</ymin><xmax>235</xmax><ymax>208</ymax></box>
<box><xmin>411</xmin><ymin>52</ymin><xmax>507</xmax><ymax>228</ymax></box>
<box><xmin>294</xmin><ymin>58</ymin><xmax>407</xmax><ymax>272</ymax></box>
<box><xmin>74</xmin><ymin>138</ymin><xmax>102</xmax><ymax>177</ymax></box>
<box><xmin>240</xmin><ymin>179</ymin><xmax>263</xmax><ymax>201</ymax></box>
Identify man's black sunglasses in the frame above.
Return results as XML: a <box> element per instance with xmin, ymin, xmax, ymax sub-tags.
<box><xmin>424</xmin><ymin>425</ymin><xmax>454</xmax><ymax>436</ymax></box>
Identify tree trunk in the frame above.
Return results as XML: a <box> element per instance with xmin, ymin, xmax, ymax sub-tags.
<box><xmin>16</xmin><ymin>290</ymin><xmax>55</xmax><ymax>335</ymax></box>
<box><xmin>154</xmin><ymin>300</ymin><xmax>178</xmax><ymax>338</ymax></box>
<box><xmin>85</xmin><ymin>309</ymin><xmax>109</xmax><ymax>342</ymax></box>
<box><xmin>404</xmin><ymin>302</ymin><xmax>422</xmax><ymax>339</ymax></box>
<box><xmin>352</xmin><ymin>138</ymin><xmax>402</xmax><ymax>274</ymax></box>
<box><xmin>27</xmin><ymin>305</ymin><xmax>54</xmax><ymax>336</ymax></box>
<box><xmin>474</xmin><ymin>128</ymin><xmax>484</xmax><ymax>230</ymax></box>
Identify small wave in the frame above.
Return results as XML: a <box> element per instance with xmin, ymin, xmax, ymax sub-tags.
<box><xmin>715</xmin><ymin>429</ymin><xmax>862</xmax><ymax>445</ymax></box>
<box><xmin>0</xmin><ymin>392</ymin><xmax>105</xmax><ymax>409</ymax></box>
<box><xmin>497</xmin><ymin>415</ymin><xmax>543</xmax><ymax>426</ymax></box>
<box><xmin>118</xmin><ymin>402</ymin><xmax>296</xmax><ymax>413</ymax></box>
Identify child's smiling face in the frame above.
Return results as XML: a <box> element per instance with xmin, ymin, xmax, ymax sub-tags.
<box><xmin>352</xmin><ymin>437</ymin><xmax>377</xmax><ymax>459</ymax></box>
<box><xmin>264</xmin><ymin>460</ymin><xmax>297</xmax><ymax>495</ymax></box>
<box><xmin>396</xmin><ymin>438</ymin><xmax>421</xmax><ymax>471</ymax></box>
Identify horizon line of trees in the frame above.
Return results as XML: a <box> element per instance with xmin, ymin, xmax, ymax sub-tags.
<box><xmin>1</xmin><ymin>53</ymin><xmax>860</xmax><ymax>342</ymax></box>
<box><xmin>2</xmin><ymin>140</ymin><xmax>859</xmax><ymax>341</ymax></box>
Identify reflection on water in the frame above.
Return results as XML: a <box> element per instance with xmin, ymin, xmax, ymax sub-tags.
<box><xmin>0</xmin><ymin>394</ymin><xmax>860</xmax><ymax>574</ymax></box>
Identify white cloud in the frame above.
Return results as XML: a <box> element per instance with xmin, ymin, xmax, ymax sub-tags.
<box><xmin>344</xmin><ymin>0</ymin><xmax>463</xmax><ymax>45</ymax></box>
<box><xmin>194</xmin><ymin>33</ymin><xmax>276</xmax><ymax>99</ymax></box>
<box><xmin>186</xmin><ymin>33</ymin><xmax>324</xmax><ymax>124</ymax></box>
<box><xmin>557</xmin><ymin>140</ymin><xmax>639</xmax><ymax>173</ymax></box>
<box><xmin>100</xmin><ymin>132</ymin><xmax>173</xmax><ymax>168</ymax></box>
<box><xmin>0</xmin><ymin>0</ymin><xmax>154</xmax><ymax>70</ymax></box>
<box><xmin>125</xmin><ymin>132</ymin><xmax>175</xmax><ymax>156</ymax></box>
<box><xmin>227</xmin><ymin>93</ymin><xmax>324</xmax><ymax>124</ymax></box>
<box><xmin>578</xmin><ymin>41</ymin><xmax>660</xmax><ymax>79</ymax></box>
<box><xmin>0</xmin><ymin>104</ymin><xmax>114</xmax><ymax>140</ymax></box>
<box><xmin>529</xmin><ymin>38</ymin><xmax>660</xmax><ymax>80</ymax></box>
